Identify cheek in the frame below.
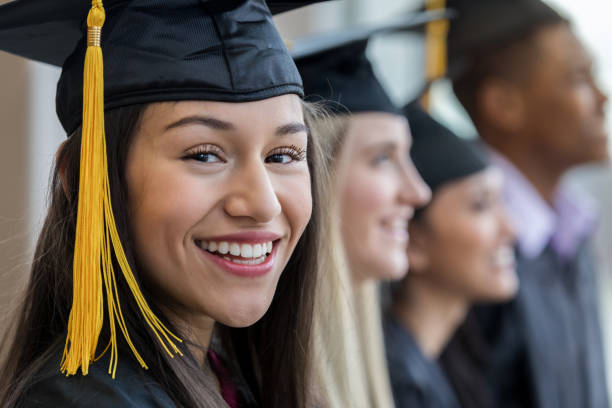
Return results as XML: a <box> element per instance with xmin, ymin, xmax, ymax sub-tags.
<box><xmin>127</xmin><ymin>162</ymin><xmax>218</xmax><ymax>280</ymax></box>
<box><xmin>537</xmin><ymin>88</ymin><xmax>596</xmax><ymax>141</ymax></box>
<box><xmin>339</xmin><ymin>168</ymin><xmax>407</xmax><ymax>279</ymax></box>
<box><xmin>274</xmin><ymin>171</ymin><xmax>312</xmax><ymax>243</ymax></box>
<box><xmin>340</xmin><ymin>169</ymin><xmax>392</xmax><ymax>230</ymax></box>
<box><xmin>431</xmin><ymin>217</ymin><xmax>498</xmax><ymax>285</ymax></box>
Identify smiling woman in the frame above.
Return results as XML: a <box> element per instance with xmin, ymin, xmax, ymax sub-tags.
<box><xmin>0</xmin><ymin>1</ymin><xmax>330</xmax><ymax>408</ymax></box>
<box><xmin>126</xmin><ymin>97</ymin><xmax>312</xmax><ymax>332</ymax></box>
<box><xmin>295</xmin><ymin>33</ymin><xmax>431</xmax><ymax>408</ymax></box>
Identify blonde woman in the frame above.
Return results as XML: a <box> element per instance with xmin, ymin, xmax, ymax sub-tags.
<box><xmin>295</xmin><ymin>37</ymin><xmax>431</xmax><ymax>407</ymax></box>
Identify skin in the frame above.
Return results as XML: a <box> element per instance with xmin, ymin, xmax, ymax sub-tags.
<box><xmin>335</xmin><ymin>112</ymin><xmax>431</xmax><ymax>283</ymax></box>
<box><xmin>394</xmin><ymin>168</ymin><xmax>517</xmax><ymax>358</ymax></box>
<box><xmin>478</xmin><ymin>23</ymin><xmax>608</xmax><ymax>204</ymax></box>
<box><xmin>125</xmin><ymin>95</ymin><xmax>312</xmax><ymax>356</ymax></box>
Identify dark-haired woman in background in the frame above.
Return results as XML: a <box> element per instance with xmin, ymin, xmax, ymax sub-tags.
<box><xmin>385</xmin><ymin>103</ymin><xmax>518</xmax><ymax>408</ymax></box>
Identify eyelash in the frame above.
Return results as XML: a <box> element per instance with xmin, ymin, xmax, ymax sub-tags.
<box><xmin>183</xmin><ymin>145</ymin><xmax>225</xmax><ymax>163</ymax></box>
<box><xmin>266</xmin><ymin>145</ymin><xmax>307</xmax><ymax>163</ymax></box>
<box><xmin>182</xmin><ymin>144</ymin><xmax>307</xmax><ymax>163</ymax></box>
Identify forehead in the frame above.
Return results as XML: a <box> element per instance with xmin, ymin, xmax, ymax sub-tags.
<box><xmin>344</xmin><ymin>112</ymin><xmax>409</xmax><ymax>150</ymax></box>
<box><xmin>140</xmin><ymin>95</ymin><xmax>305</xmax><ymax>131</ymax></box>
<box><xmin>534</xmin><ymin>23</ymin><xmax>591</xmax><ymax>68</ymax></box>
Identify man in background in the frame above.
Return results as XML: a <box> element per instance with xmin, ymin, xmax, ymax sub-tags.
<box><xmin>446</xmin><ymin>0</ymin><xmax>609</xmax><ymax>406</ymax></box>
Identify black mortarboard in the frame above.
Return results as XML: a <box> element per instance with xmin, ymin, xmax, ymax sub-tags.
<box><xmin>404</xmin><ymin>101</ymin><xmax>489</xmax><ymax>192</ymax></box>
<box><xmin>293</xmin><ymin>10</ymin><xmax>451</xmax><ymax>115</ymax></box>
<box><xmin>0</xmin><ymin>0</ymin><xmax>323</xmax><ymax>134</ymax></box>
<box><xmin>0</xmin><ymin>0</ymin><xmax>326</xmax><ymax>378</ymax></box>
<box><xmin>447</xmin><ymin>0</ymin><xmax>565</xmax><ymax>79</ymax></box>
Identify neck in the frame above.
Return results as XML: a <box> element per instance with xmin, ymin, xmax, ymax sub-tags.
<box><xmin>482</xmin><ymin>132</ymin><xmax>564</xmax><ymax>205</ymax></box>
<box><xmin>392</xmin><ymin>279</ymin><xmax>467</xmax><ymax>359</ymax></box>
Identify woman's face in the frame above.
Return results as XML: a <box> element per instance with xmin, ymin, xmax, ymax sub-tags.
<box><xmin>126</xmin><ymin>95</ymin><xmax>312</xmax><ymax>329</ymax></box>
<box><xmin>409</xmin><ymin>168</ymin><xmax>518</xmax><ymax>302</ymax></box>
<box><xmin>336</xmin><ymin>112</ymin><xmax>431</xmax><ymax>282</ymax></box>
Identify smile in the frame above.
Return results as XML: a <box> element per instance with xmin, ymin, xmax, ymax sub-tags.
<box><xmin>195</xmin><ymin>239</ymin><xmax>278</xmax><ymax>277</ymax></box>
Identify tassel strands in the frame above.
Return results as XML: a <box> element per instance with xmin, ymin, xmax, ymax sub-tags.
<box><xmin>61</xmin><ymin>0</ymin><xmax>182</xmax><ymax>379</ymax></box>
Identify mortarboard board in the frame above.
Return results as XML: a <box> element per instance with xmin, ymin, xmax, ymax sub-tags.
<box><xmin>0</xmin><ymin>0</ymin><xmax>326</xmax><ymax>378</ymax></box>
<box><xmin>447</xmin><ymin>0</ymin><xmax>565</xmax><ymax>79</ymax></box>
<box><xmin>0</xmin><ymin>0</ymin><xmax>326</xmax><ymax>134</ymax></box>
<box><xmin>292</xmin><ymin>10</ymin><xmax>452</xmax><ymax>115</ymax></box>
<box><xmin>404</xmin><ymin>101</ymin><xmax>489</xmax><ymax>193</ymax></box>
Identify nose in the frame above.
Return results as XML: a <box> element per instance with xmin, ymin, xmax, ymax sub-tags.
<box><xmin>596</xmin><ymin>83</ymin><xmax>608</xmax><ymax>109</ymax></box>
<box><xmin>399</xmin><ymin>160</ymin><xmax>431</xmax><ymax>208</ymax></box>
<box><xmin>223</xmin><ymin>159</ymin><xmax>282</xmax><ymax>223</ymax></box>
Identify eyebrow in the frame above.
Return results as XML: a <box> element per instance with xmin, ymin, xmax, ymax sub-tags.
<box><xmin>164</xmin><ymin>115</ymin><xmax>307</xmax><ymax>137</ymax></box>
<box><xmin>165</xmin><ymin>116</ymin><xmax>235</xmax><ymax>132</ymax></box>
<box><xmin>364</xmin><ymin>141</ymin><xmax>398</xmax><ymax>152</ymax></box>
<box><xmin>275</xmin><ymin>122</ymin><xmax>308</xmax><ymax>137</ymax></box>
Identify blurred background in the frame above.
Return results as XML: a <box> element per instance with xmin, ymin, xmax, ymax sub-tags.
<box><xmin>0</xmin><ymin>0</ymin><xmax>610</xmax><ymax>395</ymax></box>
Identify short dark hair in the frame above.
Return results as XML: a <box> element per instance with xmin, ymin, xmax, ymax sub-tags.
<box><xmin>452</xmin><ymin>18</ymin><xmax>568</xmax><ymax>125</ymax></box>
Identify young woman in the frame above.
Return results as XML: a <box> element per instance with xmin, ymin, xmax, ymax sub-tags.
<box><xmin>0</xmin><ymin>1</ymin><xmax>332</xmax><ymax>407</ymax></box>
<box><xmin>295</xmin><ymin>39</ymin><xmax>431</xmax><ymax>407</ymax></box>
<box><xmin>384</xmin><ymin>103</ymin><xmax>518</xmax><ymax>407</ymax></box>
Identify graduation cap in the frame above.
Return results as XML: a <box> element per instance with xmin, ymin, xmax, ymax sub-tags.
<box><xmin>0</xmin><ymin>0</ymin><xmax>325</xmax><ymax>378</ymax></box>
<box><xmin>404</xmin><ymin>101</ymin><xmax>489</xmax><ymax>193</ymax></box>
<box><xmin>292</xmin><ymin>9</ymin><xmax>453</xmax><ymax>115</ymax></box>
<box><xmin>447</xmin><ymin>0</ymin><xmax>565</xmax><ymax>79</ymax></box>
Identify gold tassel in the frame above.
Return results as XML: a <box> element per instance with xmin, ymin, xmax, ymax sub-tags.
<box><xmin>422</xmin><ymin>0</ymin><xmax>449</xmax><ymax>110</ymax></box>
<box><xmin>61</xmin><ymin>0</ymin><xmax>182</xmax><ymax>379</ymax></box>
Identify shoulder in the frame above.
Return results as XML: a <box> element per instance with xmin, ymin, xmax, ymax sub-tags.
<box><xmin>20</xmin><ymin>346</ymin><xmax>175</xmax><ymax>408</ymax></box>
<box><xmin>383</xmin><ymin>315</ymin><xmax>430</xmax><ymax>391</ymax></box>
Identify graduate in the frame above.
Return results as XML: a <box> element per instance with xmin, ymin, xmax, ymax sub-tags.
<box><xmin>385</xmin><ymin>103</ymin><xmax>517</xmax><ymax>408</ymax></box>
<box><xmin>0</xmin><ymin>1</ymin><xmax>332</xmax><ymax>407</ymax></box>
<box><xmin>292</xmin><ymin>17</ymin><xmax>442</xmax><ymax>407</ymax></box>
<box><xmin>447</xmin><ymin>0</ymin><xmax>609</xmax><ymax>406</ymax></box>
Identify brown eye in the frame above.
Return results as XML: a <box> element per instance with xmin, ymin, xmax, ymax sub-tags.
<box><xmin>265</xmin><ymin>145</ymin><xmax>306</xmax><ymax>164</ymax></box>
<box><xmin>188</xmin><ymin>152</ymin><xmax>222</xmax><ymax>163</ymax></box>
<box><xmin>267</xmin><ymin>153</ymin><xmax>293</xmax><ymax>164</ymax></box>
<box><xmin>183</xmin><ymin>144</ymin><xmax>226</xmax><ymax>163</ymax></box>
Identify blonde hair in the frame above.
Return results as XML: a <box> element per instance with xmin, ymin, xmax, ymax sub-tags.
<box><xmin>308</xmin><ymin>112</ymin><xmax>395</xmax><ymax>408</ymax></box>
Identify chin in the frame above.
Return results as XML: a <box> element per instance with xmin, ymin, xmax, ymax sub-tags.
<box><xmin>477</xmin><ymin>278</ymin><xmax>519</xmax><ymax>302</ymax></box>
<box><xmin>215</xmin><ymin>298</ymin><xmax>273</xmax><ymax>328</ymax></box>
<box><xmin>379</xmin><ymin>256</ymin><xmax>409</xmax><ymax>281</ymax></box>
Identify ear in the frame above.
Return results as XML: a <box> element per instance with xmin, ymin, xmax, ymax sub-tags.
<box><xmin>55</xmin><ymin>139</ymin><xmax>70</xmax><ymax>201</ymax></box>
<box><xmin>479</xmin><ymin>78</ymin><xmax>525</xmax><ymax>133</ymax></box>
<box><xmin>407</xmin><ymin>222</ymin><xmax>432</xmax><ymax>274</ymax></box>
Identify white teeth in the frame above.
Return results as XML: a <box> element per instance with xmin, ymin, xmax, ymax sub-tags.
<box><xmin>253</xmin><ymin>244</ymin><xmax>263</xmax><ymax>258</ymax></box>
<box><xmin>241</xmin><ymin>244</ymin><xmax>253</xmax><ymax>258</ymax></box>
<box><xmin>218</xmin><ymin>241</ymin><xmax>229</xmax><ymax>255</ymax></box>
<box><xmin>229</xmin><ymin>243</ymin><xmax>241</xmax><ymax>256</ymax></box>
<box><xmin>494</xmin><ymin>246</ymin><xmax>515</xmax><ymax>267</ymax></box>
<box><xmin>391</xmin><ymin>219</ymin><xmax>408</xmax><ymax>230</ymax></box>
<box><xmin>200</xmin><ymin>240</ymin><xmax>274</xmax><ymax>259</ymax></box>
<box><xmin>232</xmin><ymin>256</ymin><xmax>266</xmax><ymax>265</ymax></box>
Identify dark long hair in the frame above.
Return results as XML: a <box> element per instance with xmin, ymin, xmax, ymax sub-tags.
<box><xmin>0</xmin><ymin>101</ymin><xmax>327</xmax><ymax>408</ymax></box>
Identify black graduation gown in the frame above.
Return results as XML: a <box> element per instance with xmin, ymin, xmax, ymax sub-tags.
<box><xmin>475</xmin><ymin>242</ymin><xmax>609</xmax><ymax>408</ymax></box>
<box><xmin>439</xmin><ymin>314</ymin><xmax>498</xmax><ymax>408</ymax></box>
<box><xmin>384</xmin><ymin>314</ymin><xmax>461</xmax><ymax>408</ymax></box>
<box><xmin>20</xmin><ymin>345</ymin><xmax>176</xmax><ymax>407</ymax></box>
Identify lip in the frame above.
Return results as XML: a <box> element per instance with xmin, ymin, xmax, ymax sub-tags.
<box><xmin>196</xmin><ymin>237</ymin><xmax>279</xmax><ymax>278</ymax></box>
<box><xmin>197</xmin><ymin>231</ymin><xmax>282</xmax><ymax>244</ymax></box>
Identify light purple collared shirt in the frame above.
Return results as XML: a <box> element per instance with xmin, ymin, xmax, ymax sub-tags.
<box><xmin>489</xmin><ymin>149</ymin><xmax>598</xmax><ymax>261</ymax></box>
